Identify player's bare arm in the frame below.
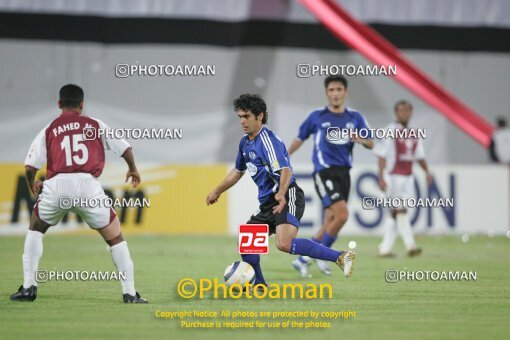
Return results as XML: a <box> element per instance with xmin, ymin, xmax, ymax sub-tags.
<box><xmin>273</xmin><ymin>167</ymin><xmax>292</xmax><ymax>214</ymax></box>
<box><xmin>122</xmin><ymin>148</ymin><xmax>140</xmax><ymax>188</ymax></box>
<box><xmin>417</xmin><ymin>159</ymin><xmax>433</xmax><ymax>185</ymax></box>
<box><xmin>206</xmin><ymin>168</ymin><xmax>244</xmax><ymax>205</ymax></box>
<box><xmin>378</xmin><ymin>157</ymin><xmax>387</xmax><ymax>191</ymax></box>
<box><xmin>288</xmin><ymin>139</ymin><xmax>304</xmax><ymax>155</ymax></box>
<box><xmin>351</xmin><ymin>131</ymin><xmax>374</xmax><ymax>149</ymax></box>
<box><xmin>361</xmin><ymin>139</ymin><xmax>374</xmax><ymax>149</ymax></box>
<box><xmin>24</xmin><ymin>165</ymin><xmax>42</xmax><ymax>196</ymax></box>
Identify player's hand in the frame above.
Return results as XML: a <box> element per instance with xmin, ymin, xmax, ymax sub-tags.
<box><xmin>378</xmin><ymin>177</ymin><xmax>387</xmax><ymax>191</ymax></box>
<box><xmin>426</xmin><ymin>172</ymin><xmax>433</xmax><ymax>186</ymax></box>
<box><xmin>31</xmin><ymin>181</ymin><xmax>43</xmax><ymax>195</ymax></box>
<box><xmin>206</xmin><ymin>191</ymin><xmax>221</xmax><ymax>205</ymax></box>
<box><xmin>350</xmin><ymin>131</ymin><xmax>372</xmax><ymax>148</ymax></box>
<box><xmin>349</xmin><ymin>131</ymin><xmax>365</xmax><ymax>145</ymax></box>
<box><xmin>273</xmin><ymin>192</ymin><xmax>286</xmax><ymax>214</ymax></box>
<box><xmin>125</xmin><ymin>169</ymin><xmax>141</xmax><ymax>188</ymax></box>
<box><xmin>349</xmin><ymin>131</ymin><xmax>361</xmax><ymax>144</ymax></box>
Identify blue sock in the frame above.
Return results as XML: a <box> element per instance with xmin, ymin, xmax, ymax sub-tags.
<box><xmin>291</xmin><ymin>238</ymin><xmax>343</xmax><ymax>262</ymax></box>
<box><xmin>321</xmin><ymin>232</ymin><xmax>337</xmax><ymax>248</ymax></box>
<box><xmin>297</xmin><ymin>256</ymin><xmax>308</xmax><ymax>264</ymax></box>
<box><xmin>298</xmin><ymin>237</ymin><xmax>322</xmax><ymax>263</ymax></box>
<box><xmin>241</xmin><ymin>254</ymin><xmax>266</xmax><ymax>285</ymax></box>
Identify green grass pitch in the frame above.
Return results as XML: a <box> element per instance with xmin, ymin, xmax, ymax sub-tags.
<box><xmin>0</xmin><ymin>234</ymin><xmax>508</xmax><ymax>339</ymax></box>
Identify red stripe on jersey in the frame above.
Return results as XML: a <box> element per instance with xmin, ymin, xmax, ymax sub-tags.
<box><xmin>390</xmin><ymin>134</ymin><xmax>418</xmax><ymax>176</ymax></box>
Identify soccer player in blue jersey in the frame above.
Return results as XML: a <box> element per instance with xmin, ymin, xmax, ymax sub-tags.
<box><xmin>206</xmin><ymin>94</ymin><xmax>356</xmax><ymax>286</ymax></box>
<box><xmin>288</xmin><ymin>75</ymin><xmax>373</xmax><ymax>277</ymax></box>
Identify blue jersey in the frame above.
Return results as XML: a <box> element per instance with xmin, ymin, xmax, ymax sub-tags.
<box><xmin>297</xmin><ymin>106</ymin><xmax>370</xmax><ymax>172</ymax></box>
<box><xmin>235</xmin><ymin>126</ymin><xmax>296</xmax><ymax>204</ymax></box>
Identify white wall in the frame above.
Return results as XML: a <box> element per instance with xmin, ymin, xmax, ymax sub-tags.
<box><xmin>228</xmin><ymin>164</ymin><xmax>510</xmax><ymax>236</ymax></box>
<box><xmin>1</xmin><ymin>41</ymin><xmax>508</xmax><ymax>165</ymax></box>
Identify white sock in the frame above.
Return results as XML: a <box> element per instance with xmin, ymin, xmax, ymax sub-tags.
<box><xmin>379</xmin><ymin>215</ymin><xmax>397</xmax><ymax>254</ymax></box>
<box><xmin>396</xmin><ymin>213</ymin><xmax>417</xmax><ymax>250</ymax></box>
<box><xmin>110</xmin><ymin>241</ymin><xmax>136</xmax><ymax>295</ymax></box>
<box><xmin>23</xmin><ymin>230</ymin><xmax>44</xmax><ymax>288</ymax></box>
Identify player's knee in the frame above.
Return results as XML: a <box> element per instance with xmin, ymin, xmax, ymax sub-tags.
<box><xmin>324</xmin><ymin>208</ymin><xmax>334</xmax><ymax>222</ymax></box>
<box><xmin>332</xmin><ymin>202</ymin><xmax>349</xmax><ymax>225</ymax></box>
<box><xmin>337</xmin><ymin>211</ymin><xmax>348</xmax><ymax>225</ymax></box>
<box><xmin>276</xmin><ymin>239</ymin><xmax>291</xmax><ymax>253</ymax></box>
<box><xmin>106</xmin><ymin>234</ymin><xmax>124</xmax><ymax>247</ymax></box>
<box><xmin>28</xmin><ymin>223</ymin><xmax>46</xmax><ymax>233</ymax></box>
<box><xmin>29</xmin><ymin>215</ymin><xmax>50</xmax><ymax>234</ymax></box>
<box><xmin>332</xmin><ymin>207</ymin><xmax>348</xmax><ymax>225</ymax></box>
<box><xmin>99</xmin><ymin>218</ymin><xmax>122</xmax><ymax>244</ymax></box>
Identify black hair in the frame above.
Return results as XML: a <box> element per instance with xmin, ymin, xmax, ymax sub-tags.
<box><xmin>496</xmin><ymin>116</ymin><xmax>507</xmax><ymax>128</ymax></box>
<box><xmin>394</xmin><ymin>99</ymin><xmax>413</xmax><ymax>112</ymax></box>
<box><xmin>59</xmin><ymin>84</ymin><xmax>84</xmax><ymax>108</ymax></box>
<box><xmin>324</xmin><ymin>75</ymin><xmax>348</xmax><ymax>89</ymax></box>
<box><xmin>233</xmin><ymin>94</ymin><xmax>268</xmax><ymax>124</ymax></box>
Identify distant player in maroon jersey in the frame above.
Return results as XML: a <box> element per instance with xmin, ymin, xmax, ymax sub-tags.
<box><xmin>10</xmin><ymin>84</ymin><xmax>147</xmax><ymax>303</ymax></box>
<box><xmin>373</xmin><ymin>100</ymin><xmax>433</xmax><ymax>257</ymax></box>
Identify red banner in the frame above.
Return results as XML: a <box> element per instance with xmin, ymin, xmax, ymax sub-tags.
<box><xmin>300</xmin><ymin>0</ymin><xmax>494</xmax><ymax>147</ymax></box>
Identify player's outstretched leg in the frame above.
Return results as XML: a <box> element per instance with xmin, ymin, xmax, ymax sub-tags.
<box><xmin>241</xmin><ymin>254</ymin><xmax>266</xmax><ymax>285</ymax></box>
<box><xmin>293</xmin><ymin>236</ymin><xmax>321</xmax><ymax>278</ymax></box>
<box><xmin>98</xmin><ymin>218</ymin><xmax>148</xmax><ymax>304</ymax></box>
<box><xmin>316</xmin><ymin>202</ymin><xmax>349</xmax><ymax>276</ymax></box>
<box><xmin>293</xmin><ymin>208</ymin><xmax>333</xmax><ymax>277</ymax></box>
<box><xmin>10</xmin><ymin>213</ymin><xmax>50</xmax><ymax>302</ymax></box>
<box><xmin>277</xmin><ymin>224</ymin><xmax>355</xmax><ymax>278</ymax></box>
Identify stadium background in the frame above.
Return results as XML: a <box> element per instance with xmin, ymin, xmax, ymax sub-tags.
<box><xmin>0</xmin><ymin>0</ymin><xmax>509</xmax><ymax>237</ymax></box>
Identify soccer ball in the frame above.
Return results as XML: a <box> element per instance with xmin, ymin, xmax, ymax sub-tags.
<box><xmin>223</xmin><ymin>261</ymin><xmax>256</xmax><ymax>288</ymax></box>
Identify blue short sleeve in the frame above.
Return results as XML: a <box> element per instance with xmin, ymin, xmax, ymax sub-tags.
<box><xmin>235</xmin><ymin>139</ymin><xmax>247</xmax><ymax>171</ymax></box>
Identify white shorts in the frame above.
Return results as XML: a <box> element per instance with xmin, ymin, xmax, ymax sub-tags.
<box><xmin>387</xmin><ymin>174</ymin><xmax>414</xmax><ymax>199</ymax></box>
<box><xmin>34</xmin><ymin>173</ymin><xmax>116</xmax><ymax>229</ymax></box>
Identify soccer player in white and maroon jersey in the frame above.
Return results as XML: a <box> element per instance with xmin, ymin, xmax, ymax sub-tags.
<box><xmin>374</xmin><ymin>100</ymin><xmax>433</xmax><ymax>257</ymax></box>
<box><xmin>10</xmin><ymin>84</ymin><xmax>147</xmax><ymax>303</ymax></box>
